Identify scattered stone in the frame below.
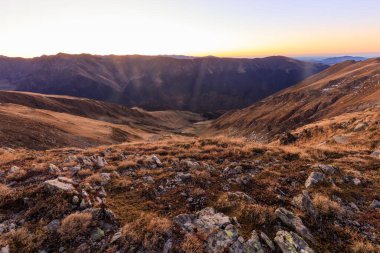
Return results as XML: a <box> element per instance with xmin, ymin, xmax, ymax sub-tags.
<box><xmin>292</xmin><ymin>190</ymin><xmax>318</xmax><ymax>219</ymax></box>
<box><xmin>48</xmin><ymin>164</ymin><xmax>60</xmax><ymax>173</ymax></box>
<box><xmin>91</xmin><ymin>227</ymin><xmax>105</xmax><ymax>241</ymax></box>
<box><xmin>143</xmin><ymin>176</ymin><xmax>154</xmax><ymax>183</ymax></box>
<box><xmin>318</xmin><ymin>164</ymin><xmax>337</xmax><ymax>175</ymax></box>
<box><xmin>279</xmin><ymin>132</ymin><xmax>298</xmax><ymax>145</ymax></box>
<box><xmin>274</xmin><ymin>230</ymin><xmax>315</xmax><ymax>253</ymax></box>
<box><xmin>352</xmin><ymin>178</ymin><xmax>361</xmax><ymax>186</ymax></box>
<box><xmin>244</xmin><ymin>230</ymin><xmax>264</xmax><ymax>253</ymax></box>
<box><xmin>69</xmin><ymin>166</ymin><xmax>81</xmax><ymax>175</ymax></box>
<box><xmin>353</xmin><ymin>122</ymin><xmax>368</xmax><ymax>132</ymax></box>
<box><xmin>46</xmin><ymin>219</ymin><xmax>60</xmax><ymax>233</ymax></box>
<box><xmin>227</xmin><ymin>191</ymin><xmax>253</xmax><ymax>202</ymax></box>
<box><xmin>110</xmin><ymin>231</ymin><xmax>122</xmax><ymax>244</ymax></box>
<box><xmin>370</xmin><ymin>150</ymin><xmax>380</xmax><ymax>158</ymax></box>
<box><xmin>9</xmin><ymin>166</ymin><xmax>20</xmax><ymax>174</ymax></box>
<box><xmin>305</xmin><ymin>172</ymin><xmax>326</xmax><ymax>188</ymax></box>
<box><xmin>100</xmin><ymin>173</ymin><xmax>111</xmax><ymax>185</ymax></box>
<box><xmin>275</xmin><ymin>208</ymin><xmax>314</xmax><ymax>242</ymax></box>
<box><xmin>44</xmin><ymin>177</ymin><xmax>76</xmax><ymax>193</ymax></box>
<box><xmin>151</xmin><ymin>155</ymin><xmax>163</xmax><ymax>167</ymax></box>
<box><xmin>223</xmin><ymin>166</ymin><xmax>243</xmax><ymax>176</ymax></box>
<box><xmin>260</xmin><ymin>231</ymin><xmax>275</xmax><ymax>251</ymax></box>
<box><xmin>369</xmin><ymin>200</ymin><xmax>380</xmax><ymax>209</ymax></box>
<box><xmin>180</xmin><ymin>159</ymin><xmax>200</xmax><ymax>169</ymax></box>
<box><xmin>95</xmin><ymin>156</ymin><xmax>107</xmax><ymax>169</ymax></box>
<box><xmin>0</xmin><ymin>245</ymin><xmax>9</xmax><ymax>253</ymax></box>
<box><xmin>333</xmin><ymin>135</ymin><xmax>350</xmax><ymax>144</ymax></box>
<box><xmin>348</xmin><ymin>202</ymin><xmax>360</xmax><ymax>212</ymax></box>
<box><xmin>72</xmin><ymin>195</ymin><xmax>80</xmax><ymax>205</ymax></box>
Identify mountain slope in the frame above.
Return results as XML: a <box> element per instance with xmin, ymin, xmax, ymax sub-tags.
<box><xmin>0</xmin><ymin>54</ymin><xmax>327</xmax><ymax>113</ymax></box>
<box><xmin>211</xmin><ymin>58</ymin><xmax>380</xmax><ymax>141</ymax></box>
<box><xmin>0</xmin><ymin>91</ymin><xmax>205</xmax><ymax>149</ymax></box>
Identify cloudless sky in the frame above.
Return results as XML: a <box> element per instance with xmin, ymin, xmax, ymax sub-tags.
<box><xmin>1</xmin><ymin>0</ymin><xmax>380</xmax><ymax>58</ymax></box>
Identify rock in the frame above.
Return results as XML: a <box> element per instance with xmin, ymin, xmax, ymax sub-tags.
<box><xmin>100</xmin><ymin>173</ymin><xmax>111</xmax><ymax>185</ymax></box>
<box><xmin>69</xmin><ymin>166</ymin><xmax>81</xmax><ymax>175</ymax></box>
<box><xmin>151</xmin><ymin>155</ymin><xmax>163</xmax><ymax>167</ymax></box>
<box><xmin>143</xmin><ymin>176</ymin><xmax>154</xmax><ymax>183</ymax></box>
<box><xmin>348</xmin><ymin>202</ymin><xmax>360</xmax><ymax>212</ymax></box>
<box><xmin>353</xmin><ymin>122</ymin><xmax>367</xmax><ymax>132</ymax></box>
<box><xmin>244</xmin><ymin>230</ymin><xmax>264</xmax><ymax>253</ymax></box>
<box><xmin>91</xmin><ymin>227</ymin><xmax>105</xmax><ymax>241</ymax></box>
<box><xmin>275</xmin><ymin>208</ymin><xmax>314</xmax><ymax>242</ymax></box>
<box><xmin>44</xmin><ymin>177</ymin><xmax>76</xmax><ymax>193</ymax></box>
<box><xmin>174</xmin><ymin>207</ymin><xmax>241</xmax><ymax>252</ymax></box>
<box><xmin>227</xmin><ymin>191</ymin><xmax>253</xmax><ymax>202</ymax></box>
<box><xmin>318</xmin><ymin>164</ymin><xmax>337</xmax><ymax>175</ymax></box>
<box><xmin>333</xmin><ymin>135</ymin><xmax>349</xmax><ymax>144</ymax></box>
<box><xmin>274</xmin><ymin>230</ymin><xmax>314</xmax><ymax>253</ymax></box>
<box><xmin>110</xmin><ymin>231</ymin><xmax>122</xmax><ymax>244</ymax></box>
<box><xmin>72</xmin><ymin>195</ymin><xmax>80</xmax><ymax>205</ymax></box>
<box><xmin>279</xmin><ymin>132</ymin><xmax>298</xmax><ymax>145</ymax></box>
<box><xmin>223</xmin><ymin>166</ymin><xmax>243</xmax><ymax>176</ymax></box>
<box><xmin>0</xmin><ymin>245</ymin><xmax>9</xmax><ymax>253</ymax></box>
<box><xmin>369</xmin><ymin>199</ymin><xmax>380</xmax><ymax>209</ymax></box>
<box><xmin>292</xmin><ymin>190</ymin><xmax>318</xmax><ymax>219</ymax></box>
<box><xmin>163</xmin><ymin>238</ymin><xmax>172</xmax><ymax>253</ymax></box>
<box><xmin>260</xmin><ymin>231</ymin><xmax>275</xmax><ymax>251</ymax></box>
<box><xmin>46</xmin><ymin>219</ymin><xmax>60</xmax><ymax>233</ymax></box>
<box><xmin>95</xmin><ymin>156</ymin><xmax>107</xmax><ymax>169</ymax></box>
<box><xmin>352</xmin><ymin>178</ymin><xmax>361</xmax><ymax>186</ymax></box>
<box><xmin>180</xmin><ymin>159</ymin><xmax>200</xmax><ymax>169</ymax></box>
<box><xmin>370</xmin><ymin>150</ymin><xmax>380</xmax><ymax>158</ymax></box>
<box><xmin>9</xmin><ymin>166</ymin><xmax>20</xmax><ymax>174</ymax></box>
<box><xmin>305</xmin><ymin>172</ymin><xmax>325</xmax><ymax>188</ymax></box>
<box><xmin>176</xmin><ymin>172</ymin><xmax>192</xmax><ymax>182</ymax></box>
<box><xmin>48</xmin><ymin>164</ymin><xmax>60</xmax><ymax>173</ymax></box>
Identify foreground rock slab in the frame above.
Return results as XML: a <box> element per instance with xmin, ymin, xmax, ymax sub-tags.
<box><xmin>275</xmin><ymin>230</ymin><xmax>315</xmax><ymax>253</ymax></box>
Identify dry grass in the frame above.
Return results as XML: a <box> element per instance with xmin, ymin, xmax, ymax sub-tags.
<box><xmin>312</xmin><ymin>193</ymin><xmax>344</xmax><ymax>217</ymax></box>
<box><xmin>59</xmin><ymin>212</ymin><xmax>93</xmax><ymax>240</ymax></box>
<box><xmin>180</xmin><ymin>234</ymin><xmax>204</xmax><ymax>253</ymax></box>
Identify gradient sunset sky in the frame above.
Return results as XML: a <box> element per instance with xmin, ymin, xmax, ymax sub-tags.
<box><xmin>1</xmin><ymin>0</ymin><xmax>380</xmax><ymax>58</ymax></box>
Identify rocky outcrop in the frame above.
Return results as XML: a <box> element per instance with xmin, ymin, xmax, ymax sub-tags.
<box><xmin>274</xmin><ymin>230</ymin><xmax>314</xmax><ymax>253</ymax></box>
<box><xmin>305</xmin><ymin>172</ymin><xmax>326</xmax><ymax>188</ymax></box>
<box><xmin>275</xmin><ymin>208</ymin><xmax>314</xmax><ymax>242</ymax></box>
<box><xmin>292</xmin><ymin>191</ymin><xmax>318</xmax><ymax>219</ymax></box>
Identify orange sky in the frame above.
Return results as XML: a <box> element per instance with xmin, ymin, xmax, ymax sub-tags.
<box><xmin>1</xmin><ymin>0</ymin><xmax>379</xmax><ymax>58</ymax></box>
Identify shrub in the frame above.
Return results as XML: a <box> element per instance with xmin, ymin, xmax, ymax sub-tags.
<box><xmin>59</xmin><ymin>212</ymin><xmax>93</xmax><ymax>240</ymax></box>
<box><xmin>312</xmin><ymin>194</ymin><xmax>344</xmax><ymax>217</ymax></box>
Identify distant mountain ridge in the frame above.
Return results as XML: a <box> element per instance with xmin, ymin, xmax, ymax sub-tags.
<box><xmin>314</xmin><ymin>56</ymin><xmax>368</xmax><ymax>65</ymax></box>
<box><xmin>0</xmin><ymin>54</ymin><xmax>327</xmax><ymax>113</ymax></box>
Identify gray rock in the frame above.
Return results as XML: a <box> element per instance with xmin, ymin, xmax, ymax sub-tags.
<box><xmin>48</xmin><ymin>164</ymin><xmax>60</xmax><ymax>173</ymax></box>
<box><xmin>260</xmin><ymin>231</ymin><xmax>275</xmax><ymax>251</ymax></box>
<box><xmin>243</xmin><ymin>230</ymin><xmax>264</xmax><ymax>253</ymax></box>
<box><xmin>72</xmin><ymin>195</ymin><xmax>80</xmax><ymax>205</ymax></box>
<box><xmin>370</xmin><ymin>199</ymin><xmax>380</xmax><ymax>209</ymax></box>
<box><xmin>46</xmin><ymin>219</ymin><xmax>60</xmax><ymax>233</ymax></box>
<box><xmin>91</xmin><ymin>227</ymin><xmax>105</xmax><ymax>241</ymax></box>
<box><xmin>0</xmin><ymin>245</ymin><xmax>9</xmax><ymax>253</ymax></box>
<box><xmin>110</xmin><ymin>231</ymin><xmax>122</xmax><ymax>244</ymax></box>
<box><xmin>352</xmin><ymin>178</ymin><xmax>361</xmax><ymax>186</ymax></box>
<box><xmin>348</xmin><ymin>202</ymin><xmax>360</xmax><ymax>212</ymax></box>
<box><xmin>100</xmin><ymin>173</ymin><xmax>111</xmax><ymax>185</ymax></box>
<box><xmin>370</xmin><ymin>150</ymin><xmax>380</xmax><ymax>158</ymax></box>
<box><xmin>9</xmin><ymin>166</ymin><xmax>20</xmax><ymax>174</ymax></box>
<box><xmin>163</xmin><ymin>238</ymin><xmax>172</xmax><ymax>253</ymax></box>
<box><xmin>44</xmin><ymin>178</ymin><xmax>76</xmax><ymax>193</ymax></box>
<box><xmin>353</xmin><ymin>123</ymin><xmax>367</xmax><ymax>132</ymax></box>
<box><xmin>151</xmin><ymin>155</ymin><xmax>163</xmax><ymax>167</ymax></box>
<box><xmin>305</xmin><ymin>172</ymin><xmax>325</xmax><ymax>188</ymax></box>
<box><xmin>333</xmin><ymin>135</ymin><xmax>349</xmax><ymax>144</ymax></box>
<box><xmin>274</xmin><ymin>230</ymin><xmax>314</xmax><ymax>253</ymax></box>
<box><xmin>95</xmin><ymin>156</ymin><xmax>107</xmax><ymax>169</ymax></box>
<box><xmin>275</xmin><ymin>208</ymin><xmax>314</xmax><ymax>242</ymax></box>
<box><xmin>318</xmin><ymin>164</ymin><xmax>337</xmax><ymax>175</ymax></box>
<box><xmin>223</xmin><ymin>166</ymin><xmax>243</xmax><ymax>176</ymax></box>
<box><xmin>292</xmin><ymin>190</ymin><xmax>318</xmax><ymax>219</ymax></box>
<box><xmin>227</xmin><ymin>191</ymin><xmax>253</xmax><ymax>202</ymax></box>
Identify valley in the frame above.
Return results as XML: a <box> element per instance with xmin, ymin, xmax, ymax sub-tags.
<box><xmin>0</xmin><ymin>58</ymin><xmax>379</xmax><ymax>253</ymax></box>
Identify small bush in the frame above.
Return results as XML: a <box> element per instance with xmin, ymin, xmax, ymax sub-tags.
<box><xmin>59</xmin><ymin>212</ymin><xmax>93</xmax><ymax>240</ymax></box>
<box><xmin>312</xmin><ymin>194</ymin><xmax>344</xmax><ymax>217</ymax></box>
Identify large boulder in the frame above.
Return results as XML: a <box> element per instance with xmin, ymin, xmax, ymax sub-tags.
<box><xmin>174</xmin><ymin>207</ymin><xmax>264</xmax><ymax>253</ymax></box>
<box><xmin>305</xmin><ymin>172</ymin><xmax>326</xmax><ymax>188</ymax></box>
<box><xmin>44</xmin><ymin>177</ymin><xmax>76</xmax><ymax>193</ymax></box>
<box><xmin>274</xmin><ymin>230</ymin><xmax>314</xmax><ymax>253</ymax></box>
<box><xmin>275</xmin><ymin>208</ymin><xmax>314</xmax><ymax>242</ymax></box>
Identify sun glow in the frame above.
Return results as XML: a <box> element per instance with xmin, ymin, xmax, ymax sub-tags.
<box><xmin>1</xmin><ymin>0</ymin><xmax>380</xmax><ymax>58</ymax></box>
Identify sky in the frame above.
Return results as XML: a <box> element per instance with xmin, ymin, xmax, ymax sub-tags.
<box><xmin>1</xmin><ymin>0</ymin><xmax>380</xmax><ymax>58</ymax></box>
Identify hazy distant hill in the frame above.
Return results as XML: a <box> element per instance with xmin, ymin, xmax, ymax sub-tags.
<box><xmin>0</xmin><ymin>54</ymin><xmax>326</xmax><ymax>113</ymax></box>
<box><xmin>315</xmin><ymin>56</ymin><xmax>367</xmax><ymax>65</ymax></box>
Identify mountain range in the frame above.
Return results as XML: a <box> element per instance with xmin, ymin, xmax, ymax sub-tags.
<box><xmin>0</xmin><ymin>54</ymin><xmax>327</xmax><ymax>114</ymax></box>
